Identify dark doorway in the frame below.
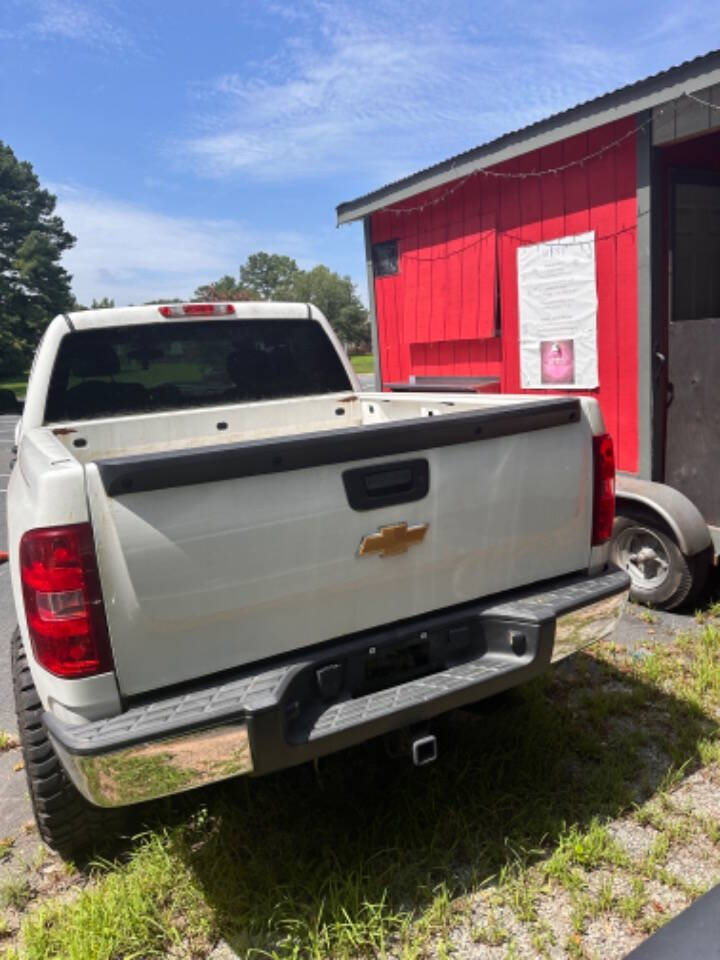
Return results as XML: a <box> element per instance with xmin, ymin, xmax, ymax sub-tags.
<box><xmin>665</xmin><ymin>169</ymin><xmax>720</xmax><ymax>526</ymax></box>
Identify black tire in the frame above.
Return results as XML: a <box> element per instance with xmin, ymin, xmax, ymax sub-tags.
<box><xmin>610</xmin><ymin>512</ymin><xmax>709</xmax><ymax>611</ymax></box>
<box><xmin>11</xmin><ymin>628</ymin><xmax>125</xmax><ymax>860</ymax></box>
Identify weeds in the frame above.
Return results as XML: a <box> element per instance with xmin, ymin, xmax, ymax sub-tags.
<box><xmin>472</xmin><ymin>908</ymin><xmax>509</xmax><ymax>947</ymax></box>
<box><xmin>635</xmin><ymin>608</ymin><xmax>658</xmax><ymax>625</ymax></box>
<box><xmin>0</xmin><ymin>734</ymin><xmax>18</xmax><ymax>754</ymax></box>
<box><xmin>617</xmin><ymin>876</ymin><xmax>648</xmax><ymax>922</ymax></box>
<box><xmin>4</xmin><ymin>622</ymin><xmax>720</xmax><ymax>959</ymax></box>
<box><xmin>0</xmin><ymin>880</ymin><xmax>30</xmax><ymax>912</ymax></box>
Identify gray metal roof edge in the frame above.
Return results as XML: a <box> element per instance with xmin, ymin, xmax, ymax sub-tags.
<box><xmin>337</xmin><ymin>49</ymin><xmax>720</xmax><ymax>225</ymax></box>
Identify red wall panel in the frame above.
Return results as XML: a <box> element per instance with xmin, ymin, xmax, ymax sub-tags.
<box><xmin>371</xmin><ymin>117</ymin><xmax>639</xmax><ymax>473</ymax></box>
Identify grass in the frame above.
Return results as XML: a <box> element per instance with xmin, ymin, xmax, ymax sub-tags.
<box><xmin>13</xmin><ymin>836</ymin><xmax>210</xmax><ymax>959</ymax></box>
<box><xmin>544</xmin><ymin>820</ymin><xmax>629</xmax><ymax>889</ymax></box>
<box><xmin>0</xmin><ymin>380</ymin><xmax>27</xmax><ymax>400</ymax></box>
<box><xmin>68</xmin><ymin>361</ymin><xmax>216</xmax><ymax>391</ymax></box>
<box><xmin>635</xmin><ymin>608</ymin><xmax>658</xmax><ymax>625</ymax></box>
<box><xmin>0</xmin><ymin>358</ymin><xmax>377</xmax><ymax>402</ymax></box>
<box><xmin>0</xmin><ymin>734</ymin><xmax>18</xmax><ymax>753</ymax></box>
<box><xmin>3</xmin><ymin>619</ymin><xmax>720</xmax><ymax>959</ymax></box>
<box><xmin>0</xmin><ymin>880</ymin><xmax>30</xmax><ymax>913</ymax></box>
<box><xmin>350</xmin><ymin>354</ymin><xmax>375</xmax><ymax>374</ymax></box>
<box><xmin>80</xmin><ymin>751</ymin><xmax>198</xmax><ymax>807</ymax></box>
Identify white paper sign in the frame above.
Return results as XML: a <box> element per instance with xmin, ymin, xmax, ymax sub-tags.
<box><xmin>517</xmin><ymin>231</ymin><xmax>598</xmax><ymax>389</ymax></box>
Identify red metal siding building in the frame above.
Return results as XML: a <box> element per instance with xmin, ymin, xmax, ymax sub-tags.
<box><xmin>337</xmin><ymin>50</ymin><xmax>720</xmax><ymax>526</ymax></box>
<box><xmin>369</xmin><ymin>116</ymin><xmax>639</xmax><ymax>472</ymax></box>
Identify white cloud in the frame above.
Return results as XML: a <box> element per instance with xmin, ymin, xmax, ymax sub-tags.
<box><xmin>22</xmin><ymin>0</ymin><xmax>133</xmax><ymax>50</ymax></box>
<box><xmin>181</xmin><ymin>0</ymin><xmax>720</xmax><ymax>185</ymax></box>
<box><xmin>52</xmin><ymin>184</ymin><xmax>319</xmax><ymax>305</ymax></box>
<box><xmin>181</xmin><ymin>0</ymin><xmax>637</xmax><ymax>182</ymax></box>
<box><xmin>644</xmin><ymin>6</ymin><xmax>720</xmax><ymax>45</ymax></box>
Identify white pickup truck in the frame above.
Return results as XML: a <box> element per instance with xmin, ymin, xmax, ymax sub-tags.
<box><xmin>6</xmin><ymin>301</ymin><xmax>628</xmax><ymax>857</ymax></box>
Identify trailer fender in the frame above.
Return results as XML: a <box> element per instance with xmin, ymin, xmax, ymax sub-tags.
<box><xmin>615</xmin><ymin>475</ymin><xmax>712</xmax><ymax>558</ymax></box>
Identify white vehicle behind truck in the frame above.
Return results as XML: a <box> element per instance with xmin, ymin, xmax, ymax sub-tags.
<box><xmin>6</xmin><ymin>302</ymin><xmax>629</xmax><ymax>857</ymax></box>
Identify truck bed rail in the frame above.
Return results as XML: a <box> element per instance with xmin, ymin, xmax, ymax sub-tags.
<box><xmin>96</xmin><ymin>398</ymin><xmax>581</xmax><ymax>496</ymax></box>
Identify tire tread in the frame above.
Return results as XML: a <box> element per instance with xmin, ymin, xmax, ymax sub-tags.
<box><xmin>611</xmin><ymin>511</ymin><xmax>708</xmax><ymax>611</ymax></box>
<box><xmin>11</xmin><ymin>628</ymin><xmax>125</xmax><ymax>860</ymax></box>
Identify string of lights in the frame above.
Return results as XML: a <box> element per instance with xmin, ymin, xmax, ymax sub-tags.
<box><xmin>384</xmin><ymin>117</ymin><xmax>652</xmax><ymax>215</ymax></box>
<box><xmin>683</xmin><ymin>90</ymin><xmax>720</xmax><ymax>112</ymax></box>
<box><xmin>381</xmin><ymin>90</ymin><xmax>715</xmax><ymax>216</ymax></box>
<box><xmin>400</xmin><ymin>229</ymin><xmax>493</xmax><ymax>261</ymax></box>
<box><xmin>398</xmin><ymin>217</ymin><xmax>642</xmax><ymax>261</ymax></box>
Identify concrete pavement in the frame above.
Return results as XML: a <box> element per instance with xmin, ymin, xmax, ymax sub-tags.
<box><xmin>0</xmin><ymin>415</ymin><xmax>19</xmax><ymax>733</ymax></box>
<box><xmin>0</xmin><ymin>416</ymin><xmax>36</xmax><ymax>861</ymax></box>
<box><xmin>0</xmin><ymin>415</ymin><xmax>17</xmax><ymax>560</ymax></box>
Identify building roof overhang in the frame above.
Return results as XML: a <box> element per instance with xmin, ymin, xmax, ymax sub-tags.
<box><xmin>336</xmin><ymin>49</ymin><xmax>720</xmax><ymax>225</ymax></box>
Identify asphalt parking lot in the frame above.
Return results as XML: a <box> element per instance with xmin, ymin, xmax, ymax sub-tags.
<box><xmin>0</xmin><ymin>414</ymin><xmax>14</xmax><ymax>557</ymax></box>
<box><xmin>0</xmin><ymin>412</ymin><xmax>19</xmax><ymax>730</ymax></box>
<box><xmin>0</xmin><ymin>415</ymin><xmax>32</xmax><ymax>860</ymax></box>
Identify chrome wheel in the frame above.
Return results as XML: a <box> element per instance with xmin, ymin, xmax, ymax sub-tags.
<box><xmin>614</xmin><ymin>525</ymin><xmax>671</xmax><ymax>590</ymax></box>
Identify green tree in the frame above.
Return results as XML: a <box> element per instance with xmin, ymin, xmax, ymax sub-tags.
<box><xmin>0</xmin><ymin>141</ymin><xmax>75</xmax><ymax>375</ymax></box>
<box><xmin>289</xmin><ymin>265</ymin><xmax>370</xmax><ymax>350</ymax></box>
<box><xmin>193</xmin><ymin>255</ymin><xmax>370</xmax><ymax>350</ymax></box>
<box><xmin>239</xmin><ymin>252</ymin><xmax>300</xmax><ymax>300</ymax></box>
<box><xmin>192</xmin><ymin>274</ymin><xmax>256</xmax><ymax>302</ymax></box>
<box><xmin>91</xmin><ymin>297</ymin><xmax>115</xmax><ymax>309</ymax></box>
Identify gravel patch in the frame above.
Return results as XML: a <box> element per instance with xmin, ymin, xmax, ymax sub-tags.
<box><xmin>670</xmin><ymin>766</ymin><xmax>720</xmax><ymax>821</ymax></box>
<box><xmin>450</xmin><ymin>897</ymin><xmax>514</xmax><ymax>959</ymax></box>
<box><xmin>607</xmin><ymin>819</ymin><xmax>659</xmax><ymax>862</ymax></box>
<box><xmin>447</xmin><ymin>884</ymin><xmax>578</xmax><ymax>960</ymax></box>
<box><xmin>583</xmin><ymin>911</ymin><xmax>644</xmax><ymax>960</ymax></box>
<box><xmin>207</xmin><ymin>942</ymin><xmax>240</xmax><ymax>959</ymax></box>
<box><xmin>533</xmin><ymin>887</ymin><xmax>575</xmax><ymax>957</ymax></box>
<box><xmin>663</xmin><ymin>840</ymin><xmax>720</xmax><ymax>892</ymax></box>
<box><xmin>644</xmin><ymin>878</ymin><xmax>689</xmax><ymax>921</ymax></box>
<box><xmin>584</xmin><ymin>867</ymin><xmax>631</xmax><ymax>899</ymax></box>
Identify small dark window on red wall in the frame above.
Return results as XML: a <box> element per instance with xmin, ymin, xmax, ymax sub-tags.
<box><xmin>372</xmin><ymin>240</ymin><xmax>398</xmax><ymax>277</ymax></box>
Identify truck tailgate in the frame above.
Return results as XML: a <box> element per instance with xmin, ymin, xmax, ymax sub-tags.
<box><xmin>85</xmin><ymin>398</ymin><xmax>593</xmax><ymax>695</ymax></box>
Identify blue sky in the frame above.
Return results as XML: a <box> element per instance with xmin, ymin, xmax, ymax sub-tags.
<box><xmin>1</xmin><ymin>1</ymin><xmax>718</xmax><ymax>307</ymax></box>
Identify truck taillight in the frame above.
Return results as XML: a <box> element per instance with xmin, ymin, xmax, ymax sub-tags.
<box><xmin>157</xmin><ymin>303</ymin><xmax>235</xmax><ymax>318</ymax></box>
<box><xmin>20</xmin><ymin>524</ymin><xmax>114</xmax><ymax>678</ymax></box>
<box><xmin>592</xmin><ymin>433</ymin><xmax>616</xmax><ymax>546</ymax></box>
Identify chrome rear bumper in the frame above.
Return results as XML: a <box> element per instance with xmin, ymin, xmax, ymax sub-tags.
<box><xmin>552</xmin><ymin>588</ymin><xmax>628</xmax><ymax>661</ymax></box>
<box><xmin>51</xmin><ymin>723</ymin><xmax>254</xmax><ymax>808</ymax></box>
<box><xmin>46</xmin><ymin>566</ymin><xmax>629</xmax><ymax>808</ymax></box>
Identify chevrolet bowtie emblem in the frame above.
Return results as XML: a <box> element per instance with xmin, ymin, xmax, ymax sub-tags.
<box><xmin>358</xmin><ymin>522</ymin><xmax>429</xmax><ymax>558</ymax></box>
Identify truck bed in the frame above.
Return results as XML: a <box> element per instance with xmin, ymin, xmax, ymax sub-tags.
<box><xmin>19</xmin><ymin>391</ymin><xmax>598</xmax><ymax>696</ymax></box>
<box><xmin>49</xmin><ymin>390</ymin><xmax>570</xmax><ymax>463</ymax></box>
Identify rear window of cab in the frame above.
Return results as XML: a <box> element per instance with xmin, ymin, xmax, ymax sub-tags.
<box><xmin>44</xmin><ymin>319</ymin><xmax>352</xmax><ymax>422</ymax></box>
